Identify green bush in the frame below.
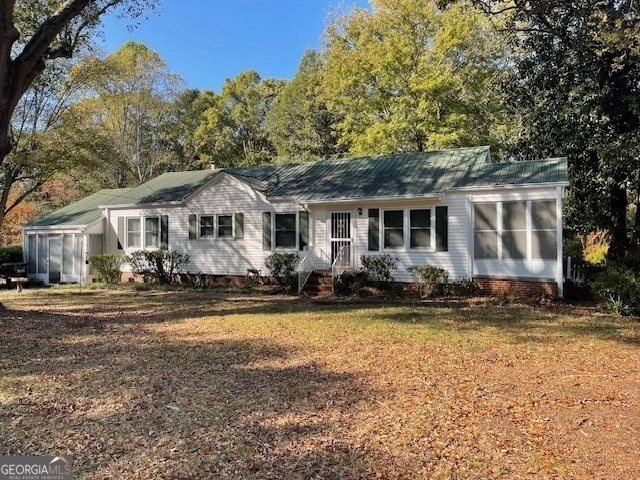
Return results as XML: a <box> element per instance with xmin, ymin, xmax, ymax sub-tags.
<box><xmin>265</xmin><ymin>252</ymin><xmax>299</xmax><ymax>289</ymax></box>
<box><xmin>589</xmin><ymin>262</ymin><xmax>640</xmax><ymax>315</ymax></box>
<box><xmin>333</xmin><ymin>270</ymin><xmax>358</xmax><ymax>296</ymax></box>
<box><xmin>449</xmin><ymin>277</ymin><xmax>480</xmax><ymax>297</ymax></box>
<box><xmin>409</xmin><ymin>264</ymin><xmax>449</xmax><ymax>297</ymax></box>
<box><xmin>360</xmin><ymin>254</ymin><xmax>399</xmax><ymax>284</ymax></box>
<box><xmin>89</xmin><ymin>254</ymin><xmax>127</xmax><ymax>284</ymax></box>
<box><xmin>0</xmin><ymin>245</ymin><xmax>23</xmax><ymax>264</ymax></box>
<box><xmin>129</xmin><ymin>250</ymin><xmax>190</xmax><ymax>285</ymax></box>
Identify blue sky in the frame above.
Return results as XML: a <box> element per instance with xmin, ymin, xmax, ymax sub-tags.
<box><xmin>101</xmin><ymin>0</ymin><xmax>371</xmax><ymax>92</ymax></box>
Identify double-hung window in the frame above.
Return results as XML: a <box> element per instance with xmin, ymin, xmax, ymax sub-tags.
<box><xmin>383</xmin><ymin>210</ymin><xmax>404</xmax><ymax>249</ymax></box>
<box><xmin>127</xmin><ymin>218</ymin><xmax>141</xmax><ymax>249</ymax></box>
<box><xmin>275</xmin><ymin>213</ymin><xmax>296</xmax><ymax>248</ymax></box>
<box><xmin>218</xmin><ymin>215</ymin><xmax>233</xmax><ymax>238</ymax></box>
<box><xmin>145</xmin><ymin>217</ymin><xmax>160</xmax><ymax>248</ymax></box>
<box><xmin>200</xmin><ymin>215</ymin><xmax>214</xmax><ymax>238</ymax></box>
<box><xmin>410</xmin><ymin>209</ymin><xmax>431</xmax><ymax>249</ymax></box>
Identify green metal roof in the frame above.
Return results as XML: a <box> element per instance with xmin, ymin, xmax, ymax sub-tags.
<box><xmin>100</xmin><ymin>170</ymin><xmax>219</xmax><ymax>206</ymax></box>
<box><xmin>25</xmin><ymin>188</ymin><xmax>132</xmax><ymax>228</ymax></box>
<box><xmin>227</xmin><ymin>146</ymin><xmax>568</xmax><ymax>201</ymax></box>
<box><xmin>29</xmin><ymin>147</ymin><xmax>569</xmax><ymax>228</ymax></box>
<box><xmin>229</xmin><ymin>147</ymin><xmax>488</xmax><ymax>200</ymax></box>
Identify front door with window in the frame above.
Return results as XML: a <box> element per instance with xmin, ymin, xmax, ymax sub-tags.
<box><xmin>330</xmin><ymin>212</ymin><xmax>352</xmax><ymax>266</ymax></box>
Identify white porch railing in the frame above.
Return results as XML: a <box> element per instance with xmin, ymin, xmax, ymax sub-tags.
<box><xmin>331</xmin><ymin>244</ymin><xmax>356</xmax><ymax>293</ymax></box>
<box><xmin>297</xmin><ymin>248</ymin><xmax>331</xmax><ymax>293</ymax></box>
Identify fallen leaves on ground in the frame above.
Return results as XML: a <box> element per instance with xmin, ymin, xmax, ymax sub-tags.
<box><xmin>0</xmin><ymin>288</ymin><xmax>638</xmax><ymax>479</ymax></box>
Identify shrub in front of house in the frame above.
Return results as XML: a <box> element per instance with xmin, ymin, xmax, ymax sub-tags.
<box><xmin>333</xmin><ymin>270</ymin><xmax>358</xmax><ymax>296</ymax></box>
<box><xmin>589</xmin><ymin>262</ymin><xmax>640</xmax><ymax>315</ymax></box>
<box><xmin>89</xmin><ymin>254</ymin><xmax>127</xmax><ymax>284</ymax></box>
<box><xmin>360</xmin><ymin>254</ymin><xmax>399</xmax><ymax>285</ymax></box>
<box><xmin>129</xmin><ymin>250</ymin><xmax>190</xmax><ymax>285</ymax></box>
<box><xmin>409</xmin><ymin>264</ymin><xmax>449</xmax><ymax>297</ymax></box>
<box><xmin>265</xmin><ymin>252</ymin><xmax>299</xmax><ymax>290</ymax></box>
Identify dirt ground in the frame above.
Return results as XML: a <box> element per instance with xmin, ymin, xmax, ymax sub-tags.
<box><xmin>0</xmin><ymin>288</ymin><xmax>638</xmax><ymax>479</ymax></box>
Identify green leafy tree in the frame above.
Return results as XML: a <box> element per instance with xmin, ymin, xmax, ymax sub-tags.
<box><xmin>165</xmin><ymin>88</ymin><xmax>218</xmax><ymax>170</ymax></box>
<box><xmin>0</xmin><ymin>0</ymin><xmax>158</xmax><ymax>169</ymax></box>
<box><xmin>265</xmin><ymin>50</ymin><xmax>344</xmax><ymax>162</ymax></box>
<box><xmin>0</xmin><ymin>58</ymin><xmax>88</xmax><ymax>230</ymax></box>
<box><xmin>194</xmin><ymin>70</ymin><xmax>285</xmax><ymax>167</ymax></box>
<box><xmin>0</xmin><ymin>1</ymin><xmax>156</xmax><ymax>232</ymax></box>
<box><xmin>468</xmin><ymin>0</ymin><xmax>640</xmax><ymax>258</ymax></box>
<box><xmin>321</xmin><ymin>0</ymin><xmax>509</xmax><ymax>156</ymax></box>
<box><xmin>64</xmin><ymin>41</ymin><xmax>183</xmax><ymax>187</ymax></box>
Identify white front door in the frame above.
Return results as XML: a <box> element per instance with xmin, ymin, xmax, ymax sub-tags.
<box><xmin>330</xmin><ymin>211</ymin><xmax>352</xmax><ymax>266</ymax></box>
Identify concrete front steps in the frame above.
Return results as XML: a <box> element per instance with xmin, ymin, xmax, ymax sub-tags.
<box><xmin>301</xmin><ymin>270</ymin><xmax>332</xmax><ymax>296</ymax></box>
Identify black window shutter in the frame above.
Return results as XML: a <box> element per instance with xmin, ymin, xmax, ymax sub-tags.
<box><xmin>262</xmin><ymin>212</ymin><xmax>272</xmax><ymax>250</ymax></box>
<box><xmin>188</xmin><ymin>214</ymin><xmax>197</xmax><ymax>240</ymax></box>
<box><xmin>117</xmin><ymin>217</ymin><xmax>124</xmax><ymax>250</ymax></box>
<box><xmin>368</xmin><ymin>208</ymin><xmax>380</xmax><ymax>251</ymax></box>
<box><xmin>436</xmin><ymin>206</ymin><xmax>448</xmax><ymax>252</ymax></box>
<box><xmin>299</xmin><ymin>211</ymin><xmax>309</xmax><ymax>251</ymax></box>
<box><xmin>161</xmin><ymin>215</ymin><xmax>169</xmax><ymax>249</ymax></box>
<box><xmin>234</xmin><ymin>213</ymin><xmax>244</xmax><ymax>239</ymax></box>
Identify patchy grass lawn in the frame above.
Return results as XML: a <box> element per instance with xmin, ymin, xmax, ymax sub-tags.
<box><xmin>0</xmin><ymin>287</ymin><xmax>639</xmax><ymax>479</ymax></box>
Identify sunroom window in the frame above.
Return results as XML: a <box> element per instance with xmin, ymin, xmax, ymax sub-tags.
<box><xmin>473</xmin><ymin>203</ymin><xmax>497</xmax><ymax>259</ymax></box>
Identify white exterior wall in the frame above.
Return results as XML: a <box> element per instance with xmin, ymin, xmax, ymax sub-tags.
<box><xmin>104</xmin><ymin>175</ymin><xmax>564</xmax><ymax>292</ymax></box>
<box><xmin>108</xmin><ymin>174</ymin><xmax>302</xmax><ymax>276</ymax></box>
<box><xmin>308</xmin><ymin>193</ymin><xmax>470</xmax><ymax>283</ymax></box>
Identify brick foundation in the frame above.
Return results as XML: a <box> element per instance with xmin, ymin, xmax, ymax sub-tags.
<box><xmin>475</xmin><ymin>277</ymin><xmax>558</xmax><ymax>298</ymax></box>
<box><xmin>120</xmin><ymin>272</ymin><xmax>250</xmax><ymax>287</ymax></box>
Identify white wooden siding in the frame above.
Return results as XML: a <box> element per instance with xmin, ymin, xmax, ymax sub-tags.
<box><xmin>108</xmin><ymin>174</ymin><xmax>301</xmax><ymax>276</ymax></box>
<box><xmin>308</xmin><ymin>194</ymin><xmax>471</xmax><ymax>283</ymax></box>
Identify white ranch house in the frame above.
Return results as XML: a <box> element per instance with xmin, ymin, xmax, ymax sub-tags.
<box><xmin>23</xmin><ymin>146</ymin><xmax>569</xmax><ymax>296</ymax></box>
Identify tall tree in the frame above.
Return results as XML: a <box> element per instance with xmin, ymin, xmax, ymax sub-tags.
<box><xmin>321</xmin><ymin>0</ymin><xmax>509</xmax><ymax>156</ymax></box>
<box><xmin>265</xmin><ymin>50</ymin><xmax>344</xmax><ymax>163</ymax></box>
<box><xmin>0</xmin><ymin>57</ymin><xmax>86</xmax><ymax>231</ymax></box>
<box><xmin>194</xmin><ymin>70</ymin><xmax>284</xmax><ymax>167</ymax></box>
<box><xmin>465</xmin><ymin>0</ymin><xmax>640</xmax><ymax>258</ymax></box>
<box><xmin>64</xmin><ymin>41</ymin><xmax>183</xmax><ymax>187</ymax></box>
<box><xmin>0</xmin><ymin>0</ymin><xmax>157</xmax><ymax>167</ymax></box>
<box><xmin>165</xmin><ymin>88</ymin><xmax>218</xmax><ymax>171</ymax></box>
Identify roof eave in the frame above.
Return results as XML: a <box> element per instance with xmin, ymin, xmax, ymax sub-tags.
<box><xmin>450</xmin><ymin>181</ymin><xmax>569</xmax><ymax>192</ymax></box>
<box><xmin>99</xmin><ymin>201</ymin><xmax>185</xmax><ymax>209</ymax></box>
<box><xmin>23</xmin><ymin>224</ymin><xmax>88</xmax><ymax>231</ymax></box>
<box><xmin>270</xmin><ymin>193</ymin><xmax>445</xmax><ymax>205</ymax></box>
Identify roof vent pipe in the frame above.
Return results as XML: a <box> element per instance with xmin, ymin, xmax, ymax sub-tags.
<box><xmin>210</xmin><ymin>162</ymin><xmax>216</xmax><ymax>170</ymax></box>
